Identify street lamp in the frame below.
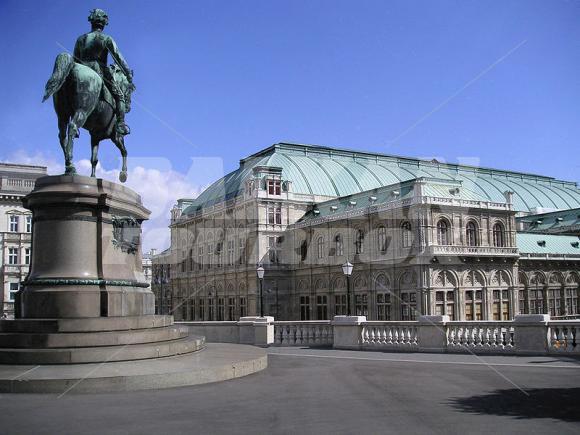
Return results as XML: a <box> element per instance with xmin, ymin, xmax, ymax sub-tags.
<box><xmin>256</xmin><ymin>264</ymin><xmax>265</xmax><ymax>317</ymax></box>
<box><xmin>342</xmin><ymin>261</ymin><xmax>353</xmax><ymax>316</ymax></box>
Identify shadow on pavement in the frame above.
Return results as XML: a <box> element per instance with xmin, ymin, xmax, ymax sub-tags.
<box><xmin>449</xmin><ymin>388</ymin><xmax>580</xmax><ymax>422</ymax></box>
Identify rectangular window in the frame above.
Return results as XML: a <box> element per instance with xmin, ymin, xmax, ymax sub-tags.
<box><xmin>227</xmin><ymin>240</ymin><xmax>235</xmax><ymax>266</ymax></box>
<box><xmin>239</xmin><ymin>297</ymin><xmax>247</xmax><ymax>318</ymax></box>
<box><xmin>401</xmin><ymin>292</ymin><xmax>417</xmax><ymax>321</ymax></box>
<box><xmin>9</xmin><ymin>215</ymin><xmax>19</xmax><ymax>232</ymax></box>
<box><xmin>492</xmin><ymin>290</ymin><xmax>510</xmax><ymax>320</ymax></box>
<box><xmin>376</xmin><ymin>293</ymin><xmax>391</xmax><ymax>320</ymax></box>
<box><xmin>198</xmin><ymin>298</ymin><xmax>205</xmax><ymax>320</ymax></box>
<box><xmin>238</xmin><ymin>238</ymin><xmax>246</xmax><ymax>266</ymax></box>
<box><xmin>267</xmin><ymin>205</ymin><xmax>282</xmax><ymax>225</ymax></box>
<box><xmin>8</xmin><ymin>248</ymin><xmax>18</xmax><ymax>265</ymax></box>
<box><xmin>217</xmin><ymin>297</ymin><xmax>225</xmax><ymax>321</ymax></box>
<box><xmin>268</xmin><ymin>236</ymin><xmax>281</xmax><ymax>265</ymax></box>
<box><xmin>355</xmin><ymin>294</ymin><xmax>368</xmax><ymax>317</ymax></box>
<box><xmin>316</xmin><ymin>295</ymin><xmax>328</xmax><ymax>320</ymax></box>
<box><xmin>25</xmin><ymin>216</ymin><xmax>32</xmax><ymax>233</ymax></box>
<box><xmin>300</xmin><ymin>296</ymin><xmax>310</xmax><ymax>320</ymax></box>
<box><xmin>334</xmin><ymin>294</ymin><xmax>346</xmax><ymax>316</ymax></box>
<box><xmin>228</xmin><ymin>297</ymin><xmax>236</xmax><ymax>321</ymax></box>
<box><xmin>198</xmin><ymin>246</ymin><xmax>204</xmax><ymax>270</ymax></box>
<box><xmin>216</xmin><ymin>242</ymin><xmax>223</xmax><ymax>268</ymax></box>
<box><xmin>267</xmin><ymin>180</ymin><xmax>281</xmax><ymax>195</ymax></box>
<box><xmin>24</xmin><ymin>248</ymin><xmax>31</xmax><ymax>265</ymax></box>
<box><xmin>9</xmin><ymin>282</ymin><xmax>19</xmax><ymax>301</ymax></box>
<box><xmin>206</xmin><ymin>243</ymin><xmax>212</xmax><ymax>269</ymax></box>
<box><xmin>208</xmin><ymin>298</ymin><xmax>215</xmax><ymax>321</ymax></box>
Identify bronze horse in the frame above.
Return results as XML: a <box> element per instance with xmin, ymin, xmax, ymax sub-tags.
<box><xmin>43</xmin><ymin>52</ymin><xmax>135</xmax><ymax>182</ymax></box>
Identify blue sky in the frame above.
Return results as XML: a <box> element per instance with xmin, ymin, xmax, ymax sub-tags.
<box><xmin>0</xmin><ymin>0</ymin><xmax>579</xmax><ymax>249</ymax></box>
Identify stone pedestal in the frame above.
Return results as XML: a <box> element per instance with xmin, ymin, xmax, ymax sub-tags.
<box><xmin>332</xmin><ymin>315</ymin><xmax>366</xmax><ymax>350</ymax></box>
<box><xmin>18</xmin><ymin>175</ymin><xmax>154</xmax><ymax>318</ymax></box>
<box><xmin>513</xmin><ymin>314</ymin><xmax>551</xmax><ymax>355</ymax></box>
<box><xmin>238</xmin><ymin>316</ymin><xmax>274</xmax><ymax>346</ymax></box>
<box><xmin>417</xmin><ymin>315</ymin><xmax>449</xmax><ymax>353</ymax></box>
<box><xmin>0</xmin><ymin>175</ymin><xmax>204</xmax><ymax>366</ymax></box>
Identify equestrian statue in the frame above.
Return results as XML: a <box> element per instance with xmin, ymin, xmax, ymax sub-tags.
<box><xmin>42</xmin><ymin>9</ymin><xmax>135</xmax><ymax>183</ymax></box>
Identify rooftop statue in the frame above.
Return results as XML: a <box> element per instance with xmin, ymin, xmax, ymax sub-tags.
<box><xmin>42</xmin><ymin>9</ymin><xmax>135</xmax><ymax>182</ymax></box>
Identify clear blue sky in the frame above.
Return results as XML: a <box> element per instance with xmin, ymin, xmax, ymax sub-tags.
<box><xmin>0</xmin><ymin>0</ymin><xmax>578</xmax><ymax>181</ymax></box>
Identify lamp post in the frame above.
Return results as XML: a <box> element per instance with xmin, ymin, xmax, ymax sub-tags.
<box><xmin>342</xmin><ymin>261</ymin><xmax>353</xmax><ymax>316</ymax></box>
<box><xmin>256</xmin><ymin>264</ymin><xmax>265</xmax><ymax>317</ymax></box>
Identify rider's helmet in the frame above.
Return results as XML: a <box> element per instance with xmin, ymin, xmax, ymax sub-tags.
<box><xmin>88</xmin><ymin>9</ymin><xmax>109</xmax><ymax>28</ymax></box>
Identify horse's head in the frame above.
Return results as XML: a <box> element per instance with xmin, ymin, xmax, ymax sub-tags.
<box><xmin>111</xmin><ymin>64</ymin><xmax>136</xmax><ymax>112</ymax></box>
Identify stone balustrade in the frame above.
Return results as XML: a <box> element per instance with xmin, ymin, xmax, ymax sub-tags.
<box><xmin>446</xmin><ymin>322</ymin><xmax>515</xmax><ymax>353</ymax></box>
<box><xmin>273</xmin><ymin>321</ymin><xmax>333</xmax><ymax>346</ymax></box>
<box><xmin>361</xmin><ymin>322</ymin><xmax>419</xmax><ymax>350</ymax></box>
<box><xmin>177</xmin><ymin>315</ymin><xmax>580</xmax><ymax>356</ymax></box>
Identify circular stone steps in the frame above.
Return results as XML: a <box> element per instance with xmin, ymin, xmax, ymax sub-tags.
<box><xmin>0</xmin><ymin>334</ymin><xmax>205</xmax><ymax>365</ymax></box>
<box><xmin>0</xmin><ymin>324</ymin><xmax>190</xmax><ymax>348</ymax></box>
<box><xmin>0</xmin><ymin>343</ymin><xmax>267</xmax><ymax>393</ymax></box>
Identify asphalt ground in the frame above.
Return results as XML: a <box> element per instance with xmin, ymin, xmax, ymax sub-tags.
<box><xmin>0</xmin><ymin>348</ymin><xmax>579</xmax><ymax>435</ymax></box>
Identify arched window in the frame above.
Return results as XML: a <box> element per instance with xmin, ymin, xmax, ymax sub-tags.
<box><xmin>437</xmin><ymin>219</ymin><xmax>450</xmax><ymax>245</ymax></box>
<box><xmin>466</xmin><ymin>221</ymin><xmax>478</xmax><ymax>246</ymax></box>
<box><xmin>335</xmin><ymin>234</ymin><xmax>344</xmax><ymax>257</ymax></box>
<box><xmin>377</xmin><ymin>226</ymin><xmax>387</xmax><ymax>254</ymax></box>
<box><xmin>493</xmin><ymin>223</ymin><xmax>505</xmax><ymax>247</ymax></box>
<box><xmin>401</xmin><ymin>221</ymin><xmax>413</xmax><ymax>248</ymax></box>
<box><xmin>355</xmin><ymin>229</ymin><xmax>365</xmax><ymax>254</ymax></box>
<box><xmin>317</xmin><ymin>236</ymin><xmax>325</xmax><ymax>259</ymax></box>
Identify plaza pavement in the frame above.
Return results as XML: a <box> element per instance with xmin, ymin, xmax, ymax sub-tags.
<box><xmin>0</xmin><ymin>347</ymin><xmax>579</xmax><ymax>434</ymax></box>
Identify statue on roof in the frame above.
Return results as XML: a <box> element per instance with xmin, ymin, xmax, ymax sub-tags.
<box><xmin>42</xmin><ymin>9</ymin><xmax>135</xmax><ymax>182</ymax></box>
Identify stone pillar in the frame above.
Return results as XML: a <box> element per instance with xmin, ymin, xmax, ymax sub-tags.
<box><xmin>418</xmin><ymin>315</ymin><xmax>449</xmax><ymax>353</ymax></box>
<box><xmin>513</xmin><ymin>314</ymin><xmax>550</xmax><ymax>355</ymax></box>
<box><xmin>238</xmin><ymin>316</ymin><xmax>274</xmax><ymax>346</ymax></box>
<box><xmin>332</xmin><ymin>315</ymin><xmax>366</xmax><ymax>350</ymax></box>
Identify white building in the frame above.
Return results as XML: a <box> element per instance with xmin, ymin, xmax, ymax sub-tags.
<box><xmin>0</xmin><ymin>163</ymin><xmax>47</xmax><ymax>317</ymax></box>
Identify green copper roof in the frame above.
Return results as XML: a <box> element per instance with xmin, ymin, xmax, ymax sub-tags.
<box><xmin>516</xmin><ymin>208</ymin><xmax>580</xmax><ymax>234</ymax></box>
<box><xmin>516</xmin><ymin>233</ymin><xmax>580</xmax><ymax>255</ymax></box>
<box><xmin>183</xmin><ymin>142</ymin><xmax>580</xmax><ymax>215</ymax></box>
<box><xmin>298</xmin><ymin>177</ymin><xmax>483</xmax><ymax>221</ymax></box>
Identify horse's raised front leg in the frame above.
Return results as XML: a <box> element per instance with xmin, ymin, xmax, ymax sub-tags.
<box><xmin>90</xmin><ymin>136</ymin><xmax>99</xmax><ymax>178</ymax></box>
<box><xmin>112</xmin><ymin>133</ymin><xmax>128</xmax><ymax>183</ymax></box>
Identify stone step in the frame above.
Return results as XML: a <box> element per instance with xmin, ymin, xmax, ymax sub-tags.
<box><xmin>0</xmin><ymin>343</ymin><xmax>266</xmax><ymax>394</ymax></box>
<box><xmin>0</xmin><ymin>315</ymin><xmax>174</xmax><ymax>333</ymax></box>
<box><xmin>0</xmin><ymin>334</ymin><xmax>204</xmax><ymax>365</ymax></box>
<box><xmin>0</xmin><ymin>325</ymin><xmax>189</xmax><ymax>349</ymax></box>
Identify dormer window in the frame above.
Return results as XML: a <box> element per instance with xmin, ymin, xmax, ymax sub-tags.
<box><xmin>349</xmin><ymin>200</ymin><xmax>357</xmax><ymax>207</ymax></box>
<box><xmin>369</xmin><ymin>196</ymin><xmax>377</xmax><ymax>203</ymax></box>
<box><xmin>330</xmin><ymin>205</ymin><xmax>338</xmax><ymax>212</ymax></box>
<box><xmin>267</xmin><ymin>179</ymin><xmax>281</xmax><ymax>195</ymax></box>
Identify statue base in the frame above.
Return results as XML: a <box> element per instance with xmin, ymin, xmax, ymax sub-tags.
<box><xmin>0</xmin><ymin>176</ymin><xmax>266</xmax><ymax>392</ymax></box>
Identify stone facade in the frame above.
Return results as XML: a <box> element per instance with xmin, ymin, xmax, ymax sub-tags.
<box><xmin>155</xmin><ymin>144</ymin><xmax>580</xmax><ymax>321</ymax></box>
<box><xmin>0</xmin><ymin>163</ymin><xmax>47</xmax><ymax>317</ymax></box>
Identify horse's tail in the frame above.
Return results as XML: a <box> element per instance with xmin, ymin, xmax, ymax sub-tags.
<box><xmin>42</xmin><ymin>52</ymin><xmax>74</xmax><ymax>102</ymax></box>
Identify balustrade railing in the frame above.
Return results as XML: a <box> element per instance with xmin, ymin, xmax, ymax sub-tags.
<box><xmin>361</xmin><ymin>322</ymin><xmax>419</xmax><ymax>350</ymax></box>
<box><xmin>446</xmin><ymin>322</ymin><xmax>514</xmax><ymax>352</ymax></box>
<box><xmin>273</xmin><ymin>321</ymin><xmax>333</xmax><ymax>347</ymax></box>
<box><xmin>177</xmin><ymin>316</ymin><xmax>580</xmax><ymax>356</ymax></box>
<box><xmin>548</xmin><ymin>321</ymin><xmax>579</xmax><ymax>354</ymax></box>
